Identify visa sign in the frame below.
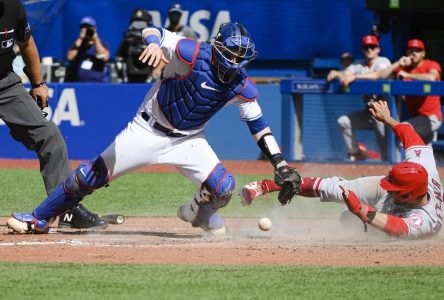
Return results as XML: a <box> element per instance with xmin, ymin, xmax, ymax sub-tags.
<box><xmin>149</xmin><ymin>10</ymin><xmax>231</xmax><ymax>41</ymax></box>
<box><xmin>0</xmin><ymin>88</ymin><xmax>84</xmax><ymax>127</ymax></box>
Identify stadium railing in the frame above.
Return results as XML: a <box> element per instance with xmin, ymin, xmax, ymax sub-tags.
<box><xmin>280</xmin><ymin>78</ymin><xmax>444</xmax><ymax>163</ymax></box>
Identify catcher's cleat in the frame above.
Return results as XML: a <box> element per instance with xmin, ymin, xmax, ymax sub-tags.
<box><xmin>177</xmin><ymin>205</ymin><xmax>226</xmax><ymax>235</ymax></box>
<box><xmin>239</xmin><ymin>180</ymin><xmax>268</xmax><ymax>206</ymax></box>
<box><xmin>7</xmin><ymin>213</ymin><xmax>51</xmax><ymax>234</ymax></box>
<box><xmin>199</xmin><ymin>214</ymin><xmax>226</xmax><ymax>235</ymax></box>
<box><xmin>58</xmin><ymin>204</ymin><xmax>108</xmax><ymax>229</ymax></box>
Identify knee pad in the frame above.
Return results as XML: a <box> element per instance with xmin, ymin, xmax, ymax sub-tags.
<box><xmin>203</xmin><ymin>163</ymin><xmax>235</xmax><ymax>209</ymax></box>
<box><xmin>64</xmin><ymin>156</ymin><xmax>109</xmax><ymax>198</ymax></box>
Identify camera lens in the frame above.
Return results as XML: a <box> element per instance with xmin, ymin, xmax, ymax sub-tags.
<box><xmin>86</xmin><ymin>27</ymin><xmax>94</xmax><ymax>39</ymax></box>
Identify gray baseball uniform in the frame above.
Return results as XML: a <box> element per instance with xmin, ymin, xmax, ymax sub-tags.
<box><xmin>316</xmin><ymin>127</ymin><xmax>443</xmax><ymax>238</ymax></box>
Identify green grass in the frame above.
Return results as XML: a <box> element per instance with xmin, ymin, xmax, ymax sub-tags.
<box><xmin>0</xmin><ymin>263</ymin><xmax>443</xmax><ymax>300</ymax></box>
<box><xmin>0</xmin><ymin>169</ymin><xmax>343</xmax><ymax>218</ymax></box>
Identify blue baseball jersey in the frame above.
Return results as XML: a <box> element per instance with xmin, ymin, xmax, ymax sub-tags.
<box><xmin>141</xmin><ymin>29</ymin><xmax>264</xmax><ymax>136</ymax></box>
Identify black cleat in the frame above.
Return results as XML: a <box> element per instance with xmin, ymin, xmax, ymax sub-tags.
<box><xmin>58</xmin><ymin>204</ymin><xmax>108</xmax><ymax>229</ymax></box>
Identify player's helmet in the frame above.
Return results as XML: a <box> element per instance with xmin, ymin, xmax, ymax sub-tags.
<box><xmin>212</xmin><ymin>22</ymin><xmax>257</xmax><ymax>83</ymax></box>
<box><xmin>380</xmin><ymin>162</ymin><xmax>429</xmax><ymax>203</ymax></box>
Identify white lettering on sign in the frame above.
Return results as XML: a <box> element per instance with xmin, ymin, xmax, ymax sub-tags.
<box><xmin>147</xmin><ymin>10</ymin><xmax>231</xmax><ymax>42</ymax></box>
<box><xmin>0</xmin><ymin>88</ymin><xmax>84</xmax><ymax>127</ymax></box>
<box><xmin>52</xmin><ymin>88</ymin><xmax>83</xmax><ymax>126</ymax></box>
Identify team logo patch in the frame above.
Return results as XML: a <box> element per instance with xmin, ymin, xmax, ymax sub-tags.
<box><xmin>407</xmin><ymin>213</ymin><xmax>424</xmax><ymax>228</ymax></box>
<box><xmin>25</xmin><ymin>23</ymin><xmax>31</xmax><ymax>35</ymax></box>
<box><xmin>414</xmin><ymin>149</ymin><xmax>422</xmax><ymax>157</ymax></box>
<box><xmin>1</xmin><ymin>38</ymin><xmax>13</xmax><ymax>49</ymax></box>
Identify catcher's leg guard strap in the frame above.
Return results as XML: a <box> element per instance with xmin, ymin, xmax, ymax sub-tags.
<box><xmin>204</xmin><ymin>163</ymin><xmax>235</xmax><ymax>207</ymax></box>
<box><xmin>65</xmin><ymin>156</ymin><xmax>109</xmax><ymax>198</ymax></box>
<box><xmin>33</xmin><ymin>156</ymin><xmax>109</xmax><ymax>221</ymax></box>
<box><xmin>191</xmin><ymin>164</ymin><xmax>235</xmax><ymax>227</ymax></box>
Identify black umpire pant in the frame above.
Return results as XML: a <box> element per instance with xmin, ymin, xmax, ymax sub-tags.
<box><xmin>0</xmin><ymin>72</ymin><xmax>70</xmax><ymax>194</ymax></box>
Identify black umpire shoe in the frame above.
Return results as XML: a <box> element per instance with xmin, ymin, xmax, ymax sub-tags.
<box><xmin>58</xmin><ymin>204</ymin><xmax>108</xmax><ymax>229</ymax></box>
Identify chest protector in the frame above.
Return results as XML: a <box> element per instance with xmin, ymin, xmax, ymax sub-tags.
<box><xmin>156</xmin><ymin>39</ymin><xmax>256</xmax><ymax>130</ymax></box>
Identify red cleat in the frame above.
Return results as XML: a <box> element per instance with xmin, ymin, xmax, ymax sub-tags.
<box><xmin>240</xmin><ymin>180</ymin><xmax>268</xmax><ymax>206</ymax></box>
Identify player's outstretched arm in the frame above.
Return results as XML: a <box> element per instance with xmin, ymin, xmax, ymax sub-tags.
<box><xmin>368</xmin><ymin>100</ymin><xmax>399</xmax><ymax>129</ymax></box>
<box><xmin>339</xmin><ymin>185</ymin><xmax>409</xmax><ymax>237</ymax></box>
<box><xmin>369</xmin><ymin>100</ymin><xmax>425</xmax><ymax>148</ymax></box>
<box><xmin>253</xmin><ymin>127</ymin><xmax>302</xmax><ymax>205</ymax></box>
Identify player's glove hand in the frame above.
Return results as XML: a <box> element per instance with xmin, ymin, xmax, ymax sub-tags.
<box><xmin>339</xmin><ymin>185</ymin><xmax>376</xmax><ymax>223</ymax></box>
<box><xmin>274</xmin><ymin>165</ymin><xmax>302</xmax><ymax>205</ymax></box>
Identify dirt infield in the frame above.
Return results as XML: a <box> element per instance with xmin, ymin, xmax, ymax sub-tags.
<box><xmin>1</xmin><ymin>159</ymin><xmax>444</xmax><ymax>266</ymax></box>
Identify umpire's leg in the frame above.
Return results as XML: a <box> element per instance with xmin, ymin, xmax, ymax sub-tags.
<box><xmin>1</xmin><ymin>82</ymin><xmax>70</xmax><ymax>194</ymax></box>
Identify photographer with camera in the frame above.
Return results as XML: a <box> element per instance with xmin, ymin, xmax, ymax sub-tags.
<box><xmin>65</xmin><ymin>16</ymin><xmax>110</xmax><ymax>82</ymax></box>
<box><xmin>115</xmin><ymin>9</ymin><xmax>153</xmax><ymax>83</ymax></box>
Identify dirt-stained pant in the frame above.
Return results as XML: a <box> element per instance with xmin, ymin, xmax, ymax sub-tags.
<box><xmin>318</xmin><ymin>176</ymin><xmax>388</xmax><ymax>211</ymax></box>
<box><xmin>0</xmin><ymin>72</ymin><xmax>70</xmax><ymax>194</ymax></box>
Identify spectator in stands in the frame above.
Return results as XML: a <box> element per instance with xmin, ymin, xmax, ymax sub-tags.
<box><xmin>115</xmin><ymin>9</ymin><xmax>154</xmax><ymax>83</ymax></box>
<box><xmin>65</xmin><ymin>16</ymin><xmax>110</xmax><ymax>82</ymax></box>
<box><xmin>327</xmin><ymin>35</ymin><xmax>391</xmax><ymax>161</ymax></box>
<box><xmin>340</xmin><ymin>52</ymin><xmax>354</xmax><ymax>70</ymax></box>
<box><xmin>166</xmin><ymin>3</ymin><xmax>197</xmax><ymax>39</ymax></box>
<box><xmin>343</xmin><ymin>38</ymin><xmax>442</xmax><ymax>146</ymax></box>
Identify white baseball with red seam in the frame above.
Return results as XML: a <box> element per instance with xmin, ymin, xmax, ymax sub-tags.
<box><xmin>258</xmin><ymin>217</ymin><xmax>272</xmax><ymax>231</ymax></box>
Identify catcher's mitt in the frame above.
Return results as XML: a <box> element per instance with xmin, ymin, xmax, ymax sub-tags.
<box><xmin>274</xmin><ymin>166</ymin><xmax>302</xmax><ymax>205</ymax></box>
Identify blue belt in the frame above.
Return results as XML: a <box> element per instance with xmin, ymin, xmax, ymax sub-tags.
<box><xmin>141</xmin><ymin>111</ymin><xmax>186</xmax><ymax>138</ymax></box>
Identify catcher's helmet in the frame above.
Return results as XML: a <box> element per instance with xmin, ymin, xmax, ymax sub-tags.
<box><xmin>212</xmin><ymin>22</ymin><xmax>257</xmax><ymax>83</ymax></box>
<box><xmin>380</xmin><ymin>161</ymin><xmax>428</xmax><ymax>203</ymax></box>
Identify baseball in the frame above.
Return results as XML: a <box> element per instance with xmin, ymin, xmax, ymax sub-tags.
<box><xmin>258</xmin><ymin>217</ymin><xmax>272</xmax><ymax>231</ymax></box>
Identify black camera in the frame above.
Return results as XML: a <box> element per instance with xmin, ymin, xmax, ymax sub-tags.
<box><xmin>85</xmin><ymin>27</ymin><xmax>95</xmax><ymax>39</ymax></box>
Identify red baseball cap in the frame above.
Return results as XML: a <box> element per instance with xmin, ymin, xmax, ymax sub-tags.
<box><xmin>407</xmin><ymin>39</ymin><xmax>425</xmax><ymax>50</ymax></box>
<box><xmin>361</xmin><ymin>35</ymin><xmax>379</xmax><ymax>46</ymax></box>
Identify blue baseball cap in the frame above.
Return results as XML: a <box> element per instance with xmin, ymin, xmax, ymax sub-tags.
<box><xmin>169</xmin><ymin>3</ymin><xmax>183</xmax><ymax>14</ymax></box>
<box><xmin>80</xmin><ymin>16</ymin><xmax>96</xmax><ymax>27</ymax></box>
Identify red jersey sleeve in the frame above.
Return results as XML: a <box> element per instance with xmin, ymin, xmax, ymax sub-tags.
<box><xmin>393</xmin><ymin>123</ymin><xmax>425</xmax><ymax>149</ymax></box>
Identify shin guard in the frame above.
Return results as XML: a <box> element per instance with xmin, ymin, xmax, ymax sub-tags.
<box><xmin>33</xmin><ymin>183</ymin><xmax>82</xmax><ymax>220</ymax></box>
<box><xmin>192</xmin><ymin>163</ymin><xmax>235</xmax><ymax>227</ymax></box>
<box><xmin>34</xmin><ymin>156</ymin><xmax>109</xmax><ymax>220</ymax></box>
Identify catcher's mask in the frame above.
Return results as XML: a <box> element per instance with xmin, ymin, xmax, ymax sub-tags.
<box><xmin>380</xmin><ymin>161</ymin><xmax>428</xmax><ymax>203</ymax></box>
<box><xmin>212</xmin><ymin>22</ymin><xmax>257</xmax><ymax>83</ymax></box>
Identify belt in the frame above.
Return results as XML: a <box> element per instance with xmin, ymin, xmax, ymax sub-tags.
<box><xmin>141</xmin><ymin>111</ymin><xmax>186</xmax><ymax>138</ymax></box>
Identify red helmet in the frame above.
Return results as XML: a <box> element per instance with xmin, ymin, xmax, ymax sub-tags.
<box><xmin>380</xmin><ymin>162</ymin><xmax>428</xmax><ymax>203</ymax></box>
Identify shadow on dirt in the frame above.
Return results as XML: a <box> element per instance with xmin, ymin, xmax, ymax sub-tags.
<box><xmin>53</xmin><ymin>229</ymin><xmax>201</xmax><ymax>239</ymax></box>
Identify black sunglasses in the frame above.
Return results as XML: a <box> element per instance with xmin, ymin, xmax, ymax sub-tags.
<box><xmin>408</xmin><ymin>48</ymin><xmax>424</xmax><ymax>53</ymax></box>
<box><xmin>362</xmin><ymin>45</ymin><xmax>378</xmax><ymax>50</ymax></box>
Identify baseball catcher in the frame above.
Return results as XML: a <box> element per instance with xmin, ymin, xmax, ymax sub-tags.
<box><xmin>7</xmin><ymin>22</ymin><xmax>300</xmax><ymax>235</ymax></box>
